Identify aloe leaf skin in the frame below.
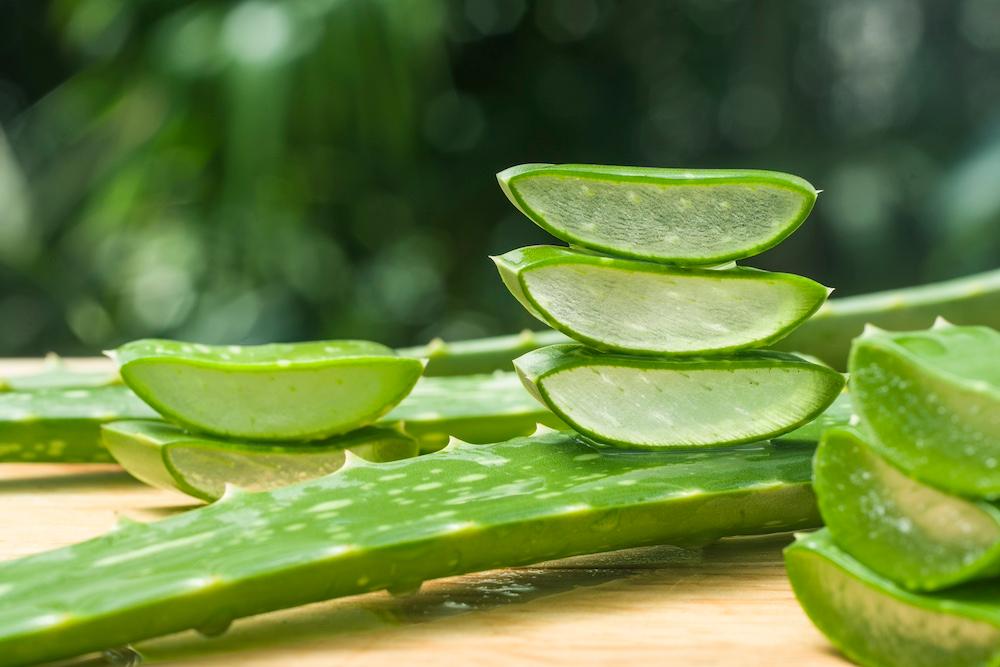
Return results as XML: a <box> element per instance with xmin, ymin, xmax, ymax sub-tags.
<box><xmin>397</xmin><ymin>329</ymin><xmax>571</xmax><ymax>377</ymax></box>
<box><xmin>514</xmin><ymin>344</ymin><xmax>844</xmax><ymax>450</ymax></box>
<box><xmin>112</xmin><ymin>340</ymin><xmax>425</xmax><ymax>442</ymax></box>
<box><xmin>0</xmin><ymin>386</ymin><xmax>157</xmax><ymax>463</ymax></box>
<box><xmin>1</xmin><ymin>353</ymin><xmax>120</xmax><ymax>391</ymax></box>
<box><xmin>0</xmin><ymin>431</ymin><xmax>819</xmax><ymax>666</ymax></box>
<box><xmin>815</xmin><ymin>427</ymin><xmax>1000</xmax><ymax>592</ymax></box>
<box><xmin>849</xmin><ymin>323</ymin><xmax>1000</xmax><ymax>499</ymax></box>
<box><xmin>492</xmin><ymin>245</ymin><xmax>829</xmax><ymax>355</ymax></box>
<box><xmin>497</xmin><ymin>163</ymin><xmax>817</xmax><ymax>265</ymax></box>
<box><xmin>101</xmin><ymin>420</ymin><xmax>419</xmax><ymax>502</ymax></box>
<box><xmin>785</xmin><ymin>529</ymin><xmax>1000</xmax><ymax>667</ymax></box>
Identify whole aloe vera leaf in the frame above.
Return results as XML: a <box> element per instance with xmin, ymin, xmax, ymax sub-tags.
<box><xmin>497</xmin><ymin>163</ymin><xmax>817</xmax><ymax>265</ymax></box>
<box><xmin>112</xmin><ymin>340</ymin><xmax>425</xmax><ymax>441</ymax></box>
<box><xmin>0</xmin><ymin>385</ymin><xmax>157</xmax><ymax>462</ymax></box>
<box><xmin>514</xmin><ymin>344</ymin><xmax>844</xmax><ymax>449</ymax></box>
<box><xmin>397</xmin><ymin>329</ymin><xmax>571</xmax><ymax>376</ymax></box>
<box><xmin>1</xmin><ymin>353</ymin><xmax>120</xmax><ymax>391</ymax></box>
<box><xmin>816</xmin><ymin>427</ymin><xmax>1000</xmax><ymax>592</ymax></box>
<box><xmin>492</xmin><ymin>245</ymin><xmax>829</xmax><ymax>355</ymax></box>
<box><xmin>850</xmin><ymin>322</ymin><xmax>1000</xmax><ymax>499</ymax></box>
<box><xmin>101</xmin><ymin>420</ymin><xmax>419</xmax><ymax>502</ymax></box>
<box><xmin>785</xmin><ymin>529</ymin><xmax>1000</xmax><ymax>667</ymax></box>
<box><xmin>0</xmin><ymin>431</ymin><xmax>819</xmax><ymax>666</ymax></box>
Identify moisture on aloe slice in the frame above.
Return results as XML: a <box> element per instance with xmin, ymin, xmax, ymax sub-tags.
<box><xmin>785</xmin><ymin>529</ymin><xmax>1000</xmax><ymax>667</ymax></box>
<box><xmin>112</xmin><ymin>339</ymin><xmax>425</xmax><ymax>441</ymax></box>
<box><xmin>0</xmin><ymin>386</ymin><xmax>157</xmax><ymax>463</ymax></box>
<box><xmin>497</xmin><ymin>163</ymin><xmax>817</xmax><ymax>264</ymax></box>
<box><xmin>514</xmin><ymin>344</ymin><xmax>844</xmax><ymax>449</ymax></box>
<box><xmin>816</xmin><ymin>427</ymin><xmax>1000</xmax><ymax>592</ymax></box>
<box><xmin>493</xmin><ymin>245</ymin><xmax>829</xmax><ymax>355</ymax></box>
<box><xmin>850</xmin><ymin>323</ymin><xmax>1000</xmax><ymax>499</ymax></box>
<box><xmin>0</xmin><ymin>430</ymin><xmax>819</xmax><ymax>666</ymax></box>
<box><xmin>101</xmin><ymin>420</ymin><xmax>419</xmax><ymax>502</ymax></box>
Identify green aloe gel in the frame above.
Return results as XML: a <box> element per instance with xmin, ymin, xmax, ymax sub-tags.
<box><xmin>497</xmin><ymin>164</ymin><xmax>817</xmax><ymax>264</ymax></box>
<box><xmin>492</xmin><ymin>245</ymin><xmax>829</xmax><ymax>355</ymax></box>
<box><xmin>514</xmin><ymin>344</ymin><xmax>843</xmax><ymax>449</ymax></box>
<box><xmin>112</xmin><ymin>340</ymin><xmax>425</xmax><ymax>441</ymax></box>
<box><xmin>785</xmin><ymin>529</ymin><xmax>1000</xmax><ymax>667</ymax></box>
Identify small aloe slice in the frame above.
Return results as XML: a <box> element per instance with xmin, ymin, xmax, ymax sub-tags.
<box><xmin>850</xmin><ymin>322</ymin><xmax>1000</xmax><ymax>498</ymax></box>
<box><xmin>497</xmin><ymin>163</ymin><xmax>817</xmax><ymax>264</ymax></box>
<box><xmin>0</xmin><ymin>386</ymin><xmax>157</xmax><ymax>462</ymax></box>
<box><xmin>112</xmin><ymin>340</ymin><xmax>425</xmax><ymax>441</ymax></box>
<box><xmin>493</xmin><ymin>245</ymin><xmax>829</xmax><ymax>355</ymax></box>
<box><xmin>816</xmin><ymin>427</ymin><xmax>1000</xmax><ymax>591</ymax></box>
<box><xmin>102</xmin><ymin>420</ymin><xmax>419</xmax><ymax>502</ymax></box>
<box><xmin>785</xmin><ymin>529</ymin><xmax>1000</xmax><ymax>667</ymax></box>
<box><xmin>0</xmin><ymin>430</ymin><xmax>819</xmax><ymax>666</ymax></box>
<box><xmin>1</xmin><ymin>354</ymin><xmax>120</xmax><ymax>391</ymax></box>
<box><xmin>514</xmin><ymin>344</ymin><xmax>844</xmax><ymax>449</ymax></box>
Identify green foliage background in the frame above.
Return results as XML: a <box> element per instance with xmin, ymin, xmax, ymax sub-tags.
<box><xmin>1</xmin><ymin>0</ymin><xmax>998</xmax><ymax>354</ymax></box>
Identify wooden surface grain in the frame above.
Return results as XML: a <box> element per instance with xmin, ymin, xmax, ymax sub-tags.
<box><xmin>0</xmin><ymin>358</ymin><xmax>848</xmax><ymax>667</ymax></box>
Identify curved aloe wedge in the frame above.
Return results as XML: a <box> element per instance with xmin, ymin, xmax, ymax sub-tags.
<box><xmin>785</xmin><ymin>529</ymin><xmax>1000</xmax><ymax>667</ymax></box>
<box><xmin>493</xmin><ymin>245</ymin><xmax>829</xmax><ymax>355</ymax></box>
<box><xmin>101</xmin><ymin>420</ymin><xmax>419</xmax><ymax>502</ymax></box>
<box><xmin>0</xmin><ymin>386</ymin><xmax>156</xmax><ymax>462</ymax></box>
<box><xmin>497</xmin><ymin>164</ymin><xmax>817</xmax><ymax>264</ymax></box>
<box><xmin>850</xmin><ymin>323</ymin><xmax>1000</xmax><ymax>498</ymax></box>
<box><xmin>112</xmin><ymin>340</ymin><xmax>425</xmax><ymax>441</ymax></box>
<box><xmin>0</xmin><ymin>430</ymin><xmax>819</xmax><ymax>666</ymax></box>
<box><xmin>1</xmin><ymin>354</ymin><xmax>120</xmax><ymax>391</ymax></box>
<box><xmin>816</xmin><ymin>427</ymin><xmax>1000</xmax><ymax>591</ymax></box>
<box><xmin>514</xmin><ymin>344</ymin><xmax>844</xmax><ymax>449</ymax></box>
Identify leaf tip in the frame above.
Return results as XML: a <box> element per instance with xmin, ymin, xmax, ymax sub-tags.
<box><xmin>932</xmin><ymin>316</ymin><xmax>954</xmax><ymax>330</ymax></box>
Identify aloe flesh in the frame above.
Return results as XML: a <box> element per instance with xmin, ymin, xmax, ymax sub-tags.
<box><xmin>113</xmin><ymin>340</ymin><xmax>425</xmax><ymax>441</ymax></box>
<box><xmin>850</xmin><ymin>323</ymin><xmax>1000</xmax><ymax>499</ymax></box>
<box><xmin>815</xmin><ymin>427</ymin><xmax>1000</xmax><ymax>591</ymax></box>
<box><xmin>785</xmin><ymin>529</ymin><xmax>1000</xmax><ymax>667</ymax></box>
<box><xmin>492</xmin><ymin>245</ymin><xmax>829</xmax><ymax>355</ymax></box>
<box><xmin>514</xmin><ymin>344</ymin><xmax>844</xmax><ymax>449</ymax></box>
<box><xmin>497</xmin><ymin>164</ymin><xmax>817</xmax><ymax>265</ymax></box>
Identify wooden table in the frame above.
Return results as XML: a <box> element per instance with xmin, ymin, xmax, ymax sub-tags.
<box><xmin>0</xmin><ymin>359</ymin><xmax>847</xmax><ymax>667</ymax></box>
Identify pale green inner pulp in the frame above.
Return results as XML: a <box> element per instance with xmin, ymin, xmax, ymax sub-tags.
<box><xmin>523</xmin><ymin>264</ymin><xmax>813</xmax><ymax>352</ymax></box>
<box><xmin>513</xmin><ymin>175</ymin><xmax>805</xmax><ymax>258</ymax></box>
<box><xmin>542</xmin><ymin>365</ymin><xmax>826</xmax><ymax>446</ymax></box>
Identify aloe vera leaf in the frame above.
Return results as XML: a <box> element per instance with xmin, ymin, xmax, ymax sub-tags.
<box><xmin>1</xmin><ymin>353</ymin><xmax>120</xmax><ymax>391</ymax></box>
<box><xmin>496</xmin><ymin>163</ymin><xmax>817</xmax><ymax>265</ymax></box>
<box><xmin>101</xmin><ymin>420</ymin><xmax>420</xmax><ymax>502</ymax></box>
<box><xmin>514</xmin><ymin>344</ymin><xmax>844</xmax><ymax>450</ymax></box>
<box><xmin>112</xmin><ymin>340</ymin><xmax>425</xmax><ymax>441</ymax></box>
<box><xmin>773</xmin><ymin>390</ymin><xmax>852</xmax><ymax>445</ymax></box>
<box><xmin>383</xmin><ymin>372</ymin><xmax>564</xmax><ymax>449</ymax></box>
<box><xmin>785</xmin><ymin>529</ymin><xmax>1000</xmax><ymax>667</ymax></box>
<box><xmin>0</xmin><ymin>385</ymin><xmax>157</xmax><ymax>462</ymax></box>
<box><xmin>397</xmin><ymin>329</ymin><xmax>571</xmax><ymax>376</ymax></box>
<box><xmin>0</xmin><ymin>430</ymin><xmax>819</xmax><ymax>666</ymax></box>
<box><xmin>492</xmin><ymin>245</ymin><xmax>829</xmax><ymax>355</ymax></box>
<box><xmin>849</xmin><ymin>323</ymin><xmax>1000</xmax><ymax>499</ymax></box>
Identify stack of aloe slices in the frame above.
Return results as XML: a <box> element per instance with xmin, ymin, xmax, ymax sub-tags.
<box><xmin>494</xmin><ymin>163</ymin><xmax>844</xmax><ymax>449</ymax></box>
<box><xmin>786</xmin><ymin>322</ymin><xmax>1000</xmax><ymax>667</ymax></box>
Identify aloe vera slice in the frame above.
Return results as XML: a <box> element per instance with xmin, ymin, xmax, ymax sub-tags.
<box><xmin>785</xmin><ymin>529</ymin><xmax>1000</xmax><ymax>667</ymax></box>
<box><xmin>514</xmin><ymin>344</ymin><xmax>844</xmax><ymax>449</ymax></box>
<box><xmin>850</xmin><ymin>323</ymin><xmax>1000</xmax><ymax>498</ymax></box>
<box><xmin>1</xmin><ymin>354</ymin><xmax>120</xmax><ymax>391</ymax></box>
<box><xmin>0</xmin><ymin>430</ymin><xmax>819</xmax><ymax>665</ymax></box>
<box><xmin>493</xmin><ymin>245</ymin><xmax>829</xmax><ymax>355</ymax></box>
<box><xmin>816</xmin><ymin>427</ymin><xmax>1000</xmax><ymax>591</ymax></box>
<box><xmin>101</xmin><ymin>420</ymin><xmax>419</xmax><ymax>502</ymax></box>
<box><xmin>0</xmin><ymin>386</ymin><xmax>157</xmax><ymax>462</ymax></box>
<box><xmin>497</xmin><ymin>164</ymin><xmax>817</xmax><ymax>264</ymax></box>
<box><xmin>112</xmin><ymin>340</ymin><xmax>425</xmax><ymax>441</ymax></box>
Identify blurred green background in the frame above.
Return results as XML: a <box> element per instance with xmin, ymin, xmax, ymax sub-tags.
<box><xmin>1</xmin><ymin>0</ymin><xmax>998</xmax><ymax>355</ymax></box>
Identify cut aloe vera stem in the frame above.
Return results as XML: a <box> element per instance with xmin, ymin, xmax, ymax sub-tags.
<box><xmin>1</xmin><ymin>353</ymin><xmax>120</xmax><ymax>391</ymax></box>
<box><xmin>102</xmin><ymin>420</ymin><xmax>419</xmax><ymax>502</ymax></box>
<box><xmin>112</xmin><ymin>340</ymin><xmax>425</xmax><ymax>441</ymax></box>
<box><xmin>850</xmin><ymin>323</ymin><xmax>1000</xmax><ymax>499</ymax></box>
<box><xmin>497</xmin><ymin>163</ymin><xmax>817</xmax><ymax>264</ymax></box>
<box><xmin>785</xmin><ymin>529</ymin><xmax>1000</xmax><ymax>667</ymax></box>
<box><xmin>0</xmin><ymin>430</ymin><xmax>819</xmax><ymax>666</ymax></box>
<box><xmin>514</xmin><ymin>344</ymin><xmax>844</xmax><ymax>450</ymax></box>
<box><xmin>0</xmin><ymin>386</ymin><xmax>157</xmax><ymax>463</ymax></box>
<box><xmin>493</xmin><ymin>245</ymin><xmax>829</xmax><ymax>355</ymax></box>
